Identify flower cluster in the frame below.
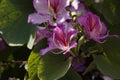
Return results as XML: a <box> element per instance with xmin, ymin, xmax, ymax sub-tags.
<box><xmin>28</xmin><ymin>0</ymin><xmax>108</xmax><ymax>72</ymax></box>
<box><xmin>28</xmin><ymin>0</ymin><xmax>108</xmax><ymax>55</ymax></box>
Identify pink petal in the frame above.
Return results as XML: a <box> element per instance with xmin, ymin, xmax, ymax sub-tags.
<box><xmin>78</xmin><ymin>12</ymin><xmax>108</xmax><ymax>43</ymax></box>
<box><xmin>39</xmin><ymin>37</ymin><xmax>56</xmax><ymax>55</ymax></box>
<box><xmin>63</xmin><ymin>41</ymin><xmax>77</xmax><ymax>54</ymax></box>
<box><xmin>33</xmin><ymin>0</ymin><xmax>51</xmax><ymax>15</ymax></box>
<box><xmin>34</xmin><ymin>27</ymin><xmax>51</xmax><ymax>45</ymax></box>
<box><xmin>76</xmin><ymin>3</ymin><xmax>87</xmax><ymax>16</ymax></box>
<box><xmin>57</xmin><ymin>0</ymin><xmax>70</xmax><ymax>12</ymax></box>
<box><xmin>67</xmin><ymin>30</ymin><xmax>78</xmax><ymax>41</ymax></box>
<box><xmin>56</xmin><ymin>9</ymin><xmax>71</xmax><ymax>23</ymax></box>
<box><xmin>54</xmin><ymin>27</ymin><xmax>66</xmax><ymax>45</ymax></box>
<box><xmin>28</xmin><ymin>13</ymin><xmax>52</xmax><ymax>24</ymax></box>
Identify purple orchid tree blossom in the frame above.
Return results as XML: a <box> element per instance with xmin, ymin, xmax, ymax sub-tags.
<box><xmin>40</xmin><ymin>22</ymin><xmax>78</xmax><ymax>55</ymax></box>
<box><xmin>0</xmin><ymin>36</ymin><xmax>7</xmax><ymax>51</ymax></box>
<box><xmin>77</xmin><ymin>12</ymin><xmax>108</xmax><ymax>43</ymax></box>
<box><xmin>28</xmin><ymin>0</ymin><xmax>71</xmax><ymax>24</ymax></box>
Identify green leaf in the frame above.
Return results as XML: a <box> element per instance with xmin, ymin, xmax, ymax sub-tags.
<box><xmin>0</xmin><ymin>0</ymin><xmax>36</xmax><ymax>49</ymax></box>
<box><xmin>28</xmin><ymin>51</ymin><xmax>40</xmax><ymax>80</ymax></box>
<box><xmin>37</xmin><ymin>53</ymin><xmax>72</xmax><ymax>80</ymax></box>
<box><xmin>93</xmin><ymin>0</ymin><xmax>120</xmax><ymax>24</ymax></box>
<box><xmin>93</xmin><ymin>38</ymin><xmax>120</xmax><ymax>79</ymax></box>
<box><xmin>27</xmin><ymin>39</ymin><xmax>47</xmax><ymax>80</ymax></box>
<box><xmin>102</xmin><ymin>37</ymin><xmax>120</xmax><ymax>65</ymax></box>
<box><xmin>28</xmin><ymin>52</ymin><xmax>40</xmax><ymax>80</ymax></box>
<box><xmin>85</xmin><ymin>0</ymin><xmax>94</xmax><ymax>6</ymax></box>
<box><xmin>59</xmin><ymin>68</ymin><xmax>82</xmax><ymax>80</ymax></box>
<box><xmin>28</xmin><ymin>39</ymin><xmax>72</xmax><ymax>80</ymax></box>
<box><xmin>108</xmin><ymin>24</ymin><xmax>120</xmax><ymax>37</ymax></box>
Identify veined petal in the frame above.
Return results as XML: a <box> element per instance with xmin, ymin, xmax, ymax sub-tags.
<box><xmin>78</xmin><ymin>12</ymin><xmax>108</xmax><ymax>43</ymax></box>
<box><xmin>33</xmin><ymin>0</ymin><xmax>51</xmax><ymax>15</ymax></box>
<box><xmin>67</xmin><ymin>30</ymin><xmax>78</xmax><ymax>41</ymax></box>
<box><xmin>28</xmin><ymin>13</ymin><xmax>52</xmax><ymax>24</ymax></box>
<box><xmin>39</xmin><ymin>38</ymin><xmax>56</xmax><ymax>55</ymax></box>
<box><xmin>63</xmin><ymin>41</ymin><xmax>77</xmax><ymax>54</ymax></box>
<box><xmin>56</xmin><ymin>9</ymin><xmax>71</xmax><ymax>23</ymax></box>
<box><xmin>49</xmin><ymin>0</ymin><xmax>71</xmax><ymax>22</ymax></box>
<box><xmin>76</xmin><ymin>3</ymin><xmax>87</xmax><ymax>16</ymax></box>
<box><xmin>34</xmin><ymin>27</ymin><xmax>51</xmax><ymax>45</ymax></box>
<box><xmin>78</xmin><ymin>16</ymin><xmax>88</xmax><ymax>27</ymax></box>
<box><xmin>69</xmin><ymin>41</ymin><xmax>77</xmax><ymax>49</ymax></box>
<box><xmin>30</xmin><ymin>0</ymin><xmax>71</xmax><ymax>24</ymax></box>
<box><xmin>100</xmin><ymin>22</ymin><xmax>107</xmax><ymax>34</ymax></box>
<box><xmin>86</xmin><ymin>12</ymin><xmax>100</xmax><ymax>31</ymax></box>
<box><xmin>57</xmin><ymin>0</ymin><xmax>70</xmax><ymax>12</ymax></box>
<box><xmin>53</xmin><ymin>27</ymin><xmax>67</xmax><ymax>46</ymax></box>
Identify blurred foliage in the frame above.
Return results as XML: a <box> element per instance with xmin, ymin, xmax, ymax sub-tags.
<box><xmin>0</xmin><ymin>0</ymin><xmax>120</xmax><ymax>80</ymax></box>
<box><xmin>0</xmin><ymin>46</ymin><xmax>31</xmax><ymax>80</ymax></box>
<box><xmin>0</xmin><ymin>0</ymin><xmax>36</xmax><ymax>49</ymax></box>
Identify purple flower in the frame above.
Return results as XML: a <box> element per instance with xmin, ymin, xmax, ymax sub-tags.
<box><xmin>28</xmin><ymin>0</ymin><xmax>70</xmax><ymax>24</ymax></box>
<box><xmin>0</xmin><ymin>36</ymin><xmax>7</xmax><ymax>51</ymax></box>
<box><xmin>69</xmin><ymin>1</ymin><xmax>87</xmax><ymax>16</ymax></box>
<box><xmin>76</xmin><ymin>3</ymin><xmax>87</xmax><ymax>16</ymax></box>
<box><xmin>40</xmin><ymin>22</ymin><xmax>78</xmax><ymax>55</ymax></box>
<box><xmin>77</xmin><ymin>12</ymin><xmax>108</xmax><ymax>43</ymax></box>
<box><xmin>34</xmin><ymin>27</ymin><xmax>51</xmax><ymax>45</ymax></box>
<box><xmin>72</xmin><ymin>56</ymin><xmax>86</xmax><ymax>72</ymax></box>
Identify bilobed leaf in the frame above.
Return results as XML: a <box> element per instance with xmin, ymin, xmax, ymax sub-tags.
<box><xmin>37</xmin><ymin>53</ymin><xmax>72</xmax><ymax>80</ymax></box>
<box><xmin>93</xmin><ymin>29</ymin><xmax>120</xmax><ymax>79</ymax></box>
<box><xmin>0</xmin><ymin>0</ymin><xmax>36</xmax><ymax>49</ymax></box>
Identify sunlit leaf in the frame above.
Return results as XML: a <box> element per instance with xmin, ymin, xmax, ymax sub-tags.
<box><xmin>37</xmin><ymin>53</ymin><xmax>72</xmax><ymax>80</ymax></box>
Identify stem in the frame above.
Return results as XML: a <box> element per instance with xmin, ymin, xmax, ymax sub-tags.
<box><xmin>77</xmin><ymin>36</ymin><xmax>86</xmax><ymax>53</ymax></box>
<box><xmin>0</xmin><ymin>60</ymin><xmax>27</xmax><ymax>67</ymax></box>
